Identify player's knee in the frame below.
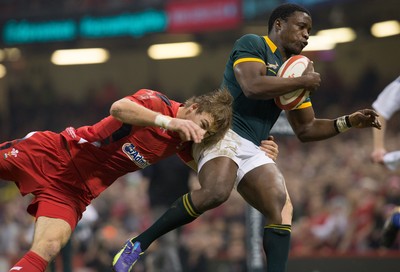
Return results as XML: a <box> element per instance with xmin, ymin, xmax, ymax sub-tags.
<box><xmin>31</xmin><ymin>236</ymin><xmax>67</xmax><ymax>261</ymax></box>
<box><xmin>260</xmin><ymin>189</ymin><xmax>288</xmax><ymax>223</ymax></box>
<box><xmin>202</xmin><ymin>186</ymin><xmax>230</xmax><ymax>209</ymax></box>
<box><xmin>32</xmin><ymin>229</ymin><xmax>71</xmax><ymax>261</ymax></box>
<box><xmin>211</xmin><ymin>188</ymin><xmax>231</xmax><ymax>205</ymax></box>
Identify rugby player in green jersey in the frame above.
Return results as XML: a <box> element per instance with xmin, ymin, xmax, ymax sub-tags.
<box><xmin>114</xmin><ymin>3</ymin><xmax>381</xmax><ymax>272</ymax></box>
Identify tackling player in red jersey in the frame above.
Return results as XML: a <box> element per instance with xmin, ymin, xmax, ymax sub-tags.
<box><xmin>0</xmin><ymin>88</ymin><xmax>233</xmax><ymax>272</ymax></box>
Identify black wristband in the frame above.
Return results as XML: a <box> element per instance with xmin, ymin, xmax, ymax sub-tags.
<box><xmin>333</xmin><ymin>119</ymin><xmax>340</xmax><ymax>133</ymax></box>
<box><xmin>345</xmin><ymin>115</ymin><xmax>351</xmax><ymax>127</ymax></box>
<box><xmin>334</xmin><ymin>115</ymin><xmax>351</xmax><ymax>133</ymax></box>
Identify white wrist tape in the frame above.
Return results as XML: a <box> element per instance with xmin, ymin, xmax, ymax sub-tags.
<box><xmin>155</xmin><ymin>114</ymin><xmax>171</xmax><ymax>129</ymax></box>
<box><xmin>334</xmin><ymin>115</ymin><xmax>351</xmax><ymax>133</ymax></box>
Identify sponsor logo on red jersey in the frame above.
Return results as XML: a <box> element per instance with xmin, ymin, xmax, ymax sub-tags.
<box><xmin>122</xmin><ymin>143</ymin><xmax>149</xmax><ymax>168</ymax></box>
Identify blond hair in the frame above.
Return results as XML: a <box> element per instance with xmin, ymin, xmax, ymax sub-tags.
<box><xmin>184</xmin><ymin>88</ymin><xmax>233</xmax><ymax>147</ymax></box>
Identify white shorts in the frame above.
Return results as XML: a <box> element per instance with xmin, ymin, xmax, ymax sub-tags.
<box><xmin>192</xmin><ymin>129</ymin><xmax>275</xmax><ymax>187</ymax></box>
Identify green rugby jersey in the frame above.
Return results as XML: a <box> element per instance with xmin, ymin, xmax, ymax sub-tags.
<box><xmin>221</xmin><ymin>34</ymin><xmax>284</xmax><ymax>146</ymax></box>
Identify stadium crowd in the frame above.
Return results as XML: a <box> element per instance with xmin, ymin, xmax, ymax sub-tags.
<box><xmin>0</xmin><ymin>70</ymin><xmax>399</xmax><ymax>271</ymax></box>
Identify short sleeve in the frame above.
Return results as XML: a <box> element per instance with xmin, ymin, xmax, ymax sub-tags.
<box><xmin>372</xmin><ymin>77</ymin><xmax>400</xmax><ymax>119</ymax></box>
<box><xmin>232</xmin><ymin>34</ymin><xmax>267</xmax><ymax>67</ymax></box>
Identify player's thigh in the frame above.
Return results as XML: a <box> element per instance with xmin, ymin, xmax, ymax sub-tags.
<box><xmin>198</xmin><ymin>156</ymin><xmax>238</xmax><ymax>192</ymax></box>
<box><xmin>237</xmin><ymin>163</ymin><xmax>287</xmax><ymax>219</ymax></box>
<box><xmin>31</xmin><ymin>216</ymin><xmax>72</xmax><ymax>255</ymax></box>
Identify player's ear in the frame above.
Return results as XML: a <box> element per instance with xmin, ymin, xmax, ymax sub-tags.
<box><xmin>275</xmin><ymin>19</ymin><xmax>282</xmax><ymax>31</ymax></box>
<box><xmin>188</xmin><ymin>103</ymin><xmax>199</xmax><ymax>113</ymax></box>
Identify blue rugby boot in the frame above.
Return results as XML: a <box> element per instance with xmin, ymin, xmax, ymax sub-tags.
<box><xmin>113</xmin><ymin>239</ymin><xmax>143</xmax><ymax>272</ymax></box>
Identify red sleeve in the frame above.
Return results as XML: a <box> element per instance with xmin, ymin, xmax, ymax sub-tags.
<box><xmin>71</xmin><ymin>89</ymin><xmax>180</xmax><ymax>143</ymax></box>
<box><xmin>126</xmin><ymin>89</ymin><xmax>177</xmax><ymax>115</ymax></box>
<box><xmin>78</xmin><ymin>116</ymin><xmax>123</xmax><ymax>141</ymax></box>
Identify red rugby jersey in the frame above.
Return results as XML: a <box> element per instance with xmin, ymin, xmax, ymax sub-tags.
<box><xmin>60</xmin><ymin>89</ymin><xmax>193</xmax><ymax>198</ymax></box>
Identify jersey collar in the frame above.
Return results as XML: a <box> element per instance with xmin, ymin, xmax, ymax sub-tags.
<box><xmin>263</xmin><ymin>36</ymin><xmax>277</xmax><ymax>53</ymax></box>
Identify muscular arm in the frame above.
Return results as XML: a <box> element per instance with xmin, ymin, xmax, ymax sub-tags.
<box><xmin>370</xmin><ymin>77</ymin><xmax>400</xmax><ymax>162</ymax></box>
<box><xmin>286</xmin><ymin>107</ymin><xmax>337</xmax><ymax>142</ymax></box>
<box><xmin>234</xmin><ymin>61</ymin><xmax>320</xmax><ymax>99</ymax></box>
<box><xmin>287</xmin><ymin>107</ymin><xmax>381</xmax><ymax>142</ymax></box>
<box><xmin>110</xmin><ymin>98</ymin><xmax>205</xmax><ymax>143</ymax></box>
<box><xmin>110</xmin><ymin>98</ymin><xmax>169</xmax><ymax>127</ymax></box>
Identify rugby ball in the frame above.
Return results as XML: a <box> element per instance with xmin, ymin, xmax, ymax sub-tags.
<box><xmin>274</xmin><ymin>55</ymin><xmax>311</xmax><ymax>111</ymax></box>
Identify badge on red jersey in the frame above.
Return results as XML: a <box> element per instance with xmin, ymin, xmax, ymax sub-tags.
<box><xmin>122</xmin><ymin>143</ymin><xmax>149</xmax><ymax>168</ymax></box>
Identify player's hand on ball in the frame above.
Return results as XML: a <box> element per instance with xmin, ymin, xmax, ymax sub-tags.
<box><xmin>349</xmin><ymin>109</ymin><xmax>381</xmax><ymax>129</ymax></box>
<box><xmin>168</xmin><ymin>119</ymin><xmax>206</xmax><ymax>143</ymax></box>
<box><xmin>259</xmin><ymin>136</ymin><xmax>279</xmax><ymax>161</ymax></box>
<box><xmin>302</xmin><ymin>62</ymin><xmax>321</xmax><ymax>92</ymax></box>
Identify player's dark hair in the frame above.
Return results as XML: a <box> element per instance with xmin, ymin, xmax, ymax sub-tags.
<box><xmin>268</xmin><ymin>3</ymin><xmax>311</xmax><ymax>34</ymax></box>
<box><xmin>185</xmin><ymin>88</ymin><xmax>233</xmax><ymax>147</ymax></box>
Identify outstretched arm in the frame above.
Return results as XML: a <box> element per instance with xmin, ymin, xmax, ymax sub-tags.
<box><xmin>110</xmin><ymin>98</ymin><xmax>206</xmax><ymax>143</ymax></box>
<box><xmin>369</xmin><ymin>76</ymin><xmax>400</xmax><ymax>163</ymax></box>
<box><xmin>371</xmin><ymin>114</ymin><xmax>387</xmax><ymax>163</ymax></box>
<box><xmin>286</xmin><ymin>107</ymin><xmax>381</xmax><ymax>142</ymax></box>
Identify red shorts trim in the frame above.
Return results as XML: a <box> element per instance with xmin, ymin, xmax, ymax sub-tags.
<box><xmin>28</xmin><ymin>198</ymin><xmax>79</xmax><ymax>231</ymax></box>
